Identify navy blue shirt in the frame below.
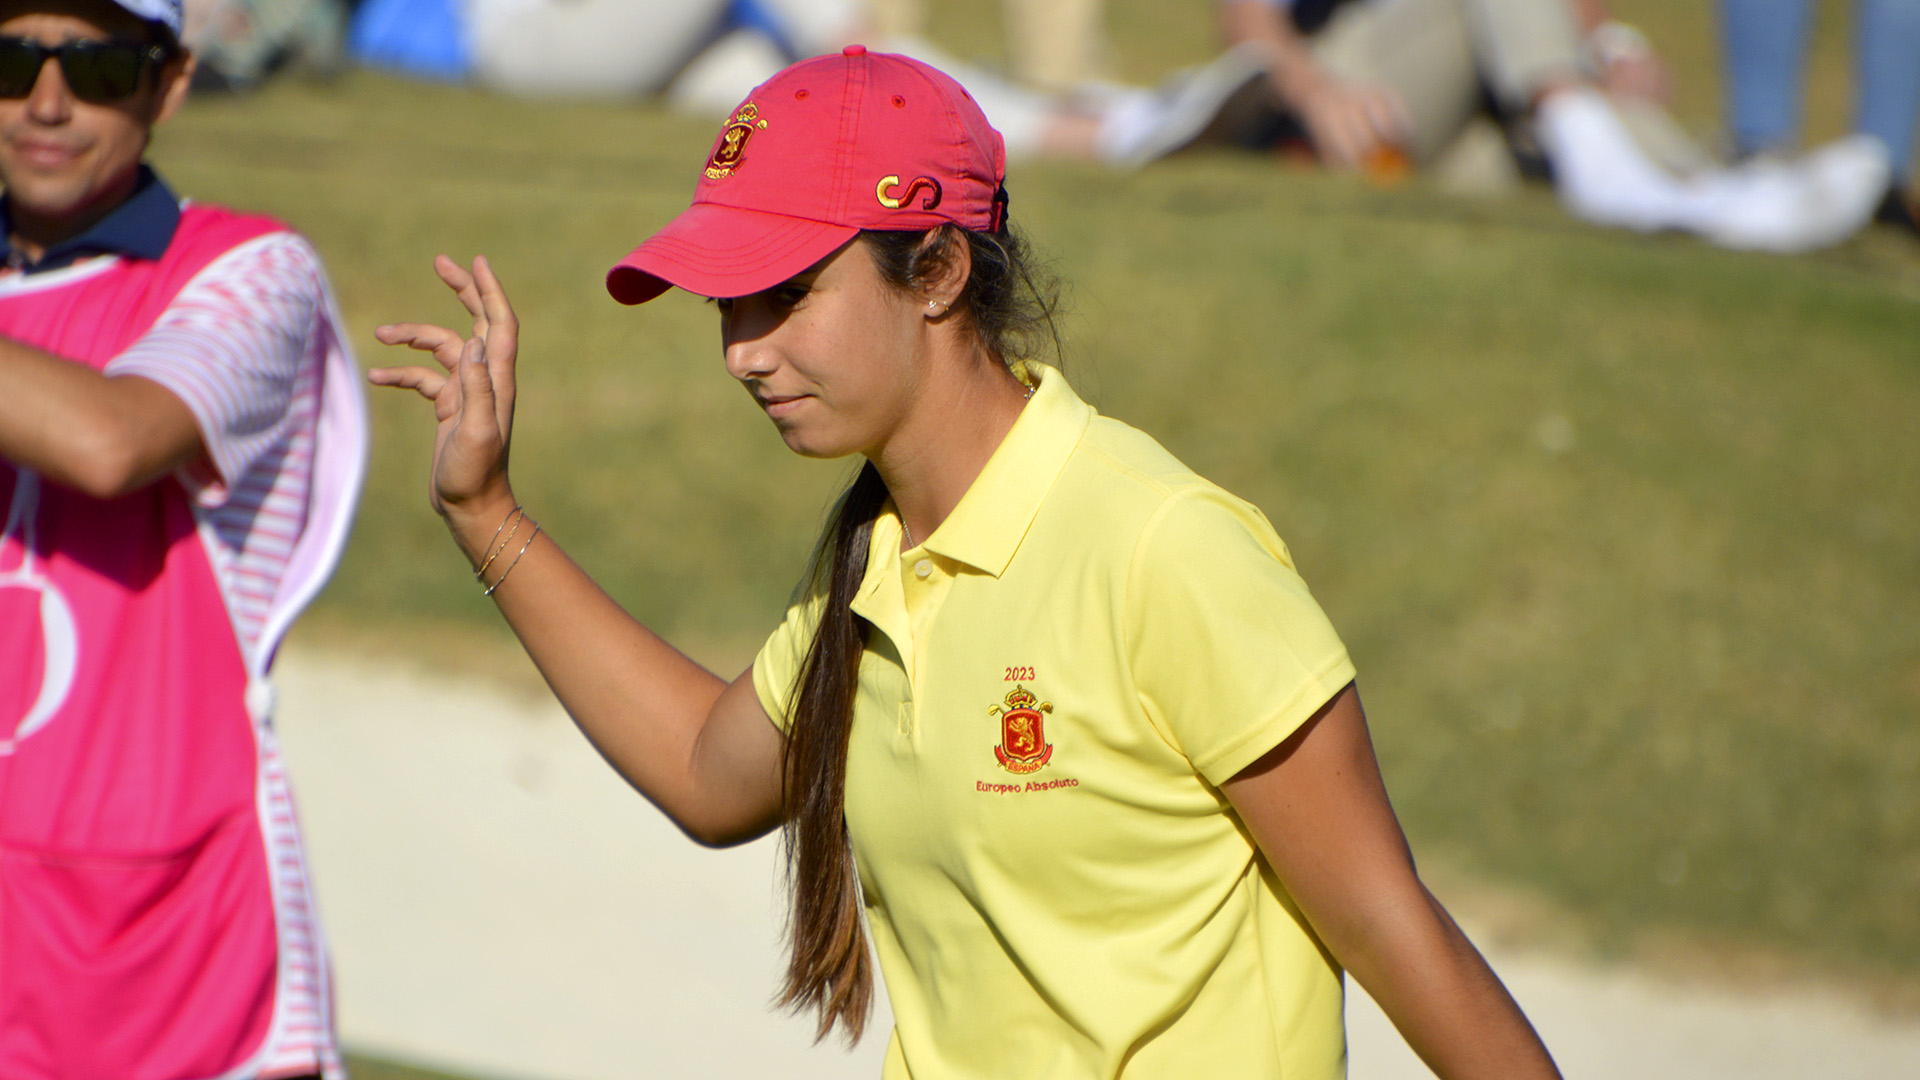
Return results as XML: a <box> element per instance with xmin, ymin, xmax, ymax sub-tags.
<box><xmin>0</xmin><ymin>165</ymin><xmax>181</xmax><ymax>274</ymax></box>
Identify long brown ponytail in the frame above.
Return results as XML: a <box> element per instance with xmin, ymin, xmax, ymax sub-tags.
<box><xmin>776</xmin><ymin>219</ymin><xmax>1061</xmax><ymax>1043</ymax></box>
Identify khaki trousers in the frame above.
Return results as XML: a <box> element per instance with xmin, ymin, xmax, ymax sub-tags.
<box><xmin>1002</xmin><ymin>0</ymin><xmax>1112</xmax><ymax>90</ymax></box>
<box><xmin>1314</xmin><ymin>0</ymin><xmax>1586</xmax><ymax>161</ymax></box>
<box><xmin>867</xmin><ymin>0</ymin><xmax>1113</xmax><ymax>90</ymax></box>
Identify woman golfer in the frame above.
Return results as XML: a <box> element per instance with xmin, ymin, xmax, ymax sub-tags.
<box><xmin>372</xmin><ymin>45</ymin><xmax>1559</xmax><ymax>1080</ymax></box>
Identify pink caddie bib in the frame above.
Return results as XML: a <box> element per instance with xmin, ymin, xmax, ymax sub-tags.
<box><xmin>0</xmin><ymin>205</ymin><xmax>349</xmax><ymax>1080</ymax></box>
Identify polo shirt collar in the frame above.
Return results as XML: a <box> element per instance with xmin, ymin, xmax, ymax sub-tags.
<box><xmin>865</xmin><ymin>362</ymin><xmax>1092</xmax><ymax>585</ymax></box>
<box><xmin>0</xmin><ymin>165</ymin><xmax>181</xmax><ymax>274</ymax></box>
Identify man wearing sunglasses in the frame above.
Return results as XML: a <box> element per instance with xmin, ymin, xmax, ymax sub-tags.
<box><xmin>0</xmin><ymin>2</ymin><xmax>363</xmax><ymax>1079</ymax></box>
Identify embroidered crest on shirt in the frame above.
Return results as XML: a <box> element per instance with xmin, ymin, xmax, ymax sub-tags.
<box><xmin>705</xmin><ymin>102</ymin><xmax>768</xmax><ymax>180</ymax></box>
<box><xmin>990</xmin><ymin>684</ymin><xmax>1053</xmax><ymax>774</ymax></box>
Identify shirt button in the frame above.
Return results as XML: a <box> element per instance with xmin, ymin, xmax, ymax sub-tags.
<box><xmin>914</xmin><ymin>559</ymin><xmax>933</xmax><ymax>579</ymax></box>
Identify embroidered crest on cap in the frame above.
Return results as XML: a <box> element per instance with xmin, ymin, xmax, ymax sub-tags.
<box><xmin>990</xmin><ymin>684</ymin><xmax>1053</xmax><ymax>774</ymax></box>
<box><xmin>876</xmin><ymin>174</ymin><xmax>942</xmax><ymax>210</ymax></box>
<box><xmin>706</xmin><ymin>103</ymin><xmax>769</xmax><ymax>180</ymax></box>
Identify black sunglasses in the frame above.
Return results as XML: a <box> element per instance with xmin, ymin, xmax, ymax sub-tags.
<box><xmin>0</xmin><ymin>37</ymin><xmax>169</xmax><ymax>104</ymax></box>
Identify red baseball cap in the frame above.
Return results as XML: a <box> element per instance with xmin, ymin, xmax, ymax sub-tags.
<box><xmin>606</xmin><ymin>45</ymin><xmax>1008</xmax><ymax>305</ymax></box>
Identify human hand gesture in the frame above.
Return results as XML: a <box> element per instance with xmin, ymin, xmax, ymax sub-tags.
<box><xmin>369</xmin><ymin>255</ymin><xmax>520</xmax><ymax>540</ymax></box>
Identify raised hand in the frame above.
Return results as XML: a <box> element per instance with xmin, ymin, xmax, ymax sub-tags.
<box><xmin>369</xmin><ymin>255</ymin><xmax>521</xmax><ymax>541</ymax></box>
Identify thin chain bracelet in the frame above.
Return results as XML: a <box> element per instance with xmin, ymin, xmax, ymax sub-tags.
<box><xmin>483</xmin><ymin>522</ymin><xmax>541</xmax><ymax>597</ymax></box>
<box><xmin>474</xmin><ymin>506</ymin><xmax>526</xmax><ymax>581</ymax></box>
<box><xmin>476</xmin><ymin>504</ymin><xmax>523</xmax><ymax>564</ymax></box>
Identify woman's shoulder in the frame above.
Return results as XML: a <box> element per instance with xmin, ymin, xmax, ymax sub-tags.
<box><xmin>1071</xmin><ymin>414</ymin><xmax>1209</xmax><ymax>497</ymax></box>
<box><xmin>1068</xmin><ymin>415</ymin><xmax>1259</xmax><ymax>517</ymax></box>
<box><xmin>1052</xmin><ymin>413</ymin><xmax>1289</xmax><ymax>563</ymax></box>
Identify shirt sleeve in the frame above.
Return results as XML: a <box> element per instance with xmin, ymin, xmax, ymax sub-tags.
<box><xmin>752</xmin><ymin>579</ymin><xmax>830</xmax><ymax>734</ymax></box>
<box><xmin>1124</xmin><ymin>486</ymin><xmax>1356</xmax><ymax>786</ymax></box>
<box><xmin>104</xmin><ymin>231</ymin><xmax>326</xmax><ymax>503</ymax></box>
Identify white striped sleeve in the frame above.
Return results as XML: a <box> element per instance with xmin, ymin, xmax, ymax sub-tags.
<box><xmin>105</xmin><ymin>231</ymin><xmax>326</xmax><ymax>501</ymax></box>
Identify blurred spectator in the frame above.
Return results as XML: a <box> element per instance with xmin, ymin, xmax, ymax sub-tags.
<box><xmin>1004</xmin><ymin>0</ymin><xmax>1110</xmax><ymax>91</ymax></box>
<box><xmin>182</xmin><ymin>0</ymin><xmax>345</xmax><ymax>90</ymax></box>
<box><xmin>855</xmin><ymin>0</ymin><xmax>1113</xmax><ymax>90</ymax></box>
<box><xmin>349</xmin><ymin>0</ymin><xmax>1274</xmax><ymax>167</ymax></box>
<box><xmin>346</xmin><ymin>0</ymin><xmax>880</xmax><ymax>97</ymax></box>
<box><xmin>465</xmin><ymin>0</ymin><xmax>846</xmax><ymax>99</ymax></box>
<box><xmin>1720</xmin><ymin>0</ymin><xmax>1920</xmax><ymax>234</ymax></box>
<box><xmin>341</xmin><ymin>0</ymin><xmax>1893</xmax><ymax>250</ymax></box>
<box><xmin>1218</xmin><ymin>0</ymin><xmax>1893</xmax><ymax>251</ymax></box>
<box><xmin>671</xmin><ymin>4</ymin><xmax>1273</xmax><ymax>166</ymax></box>
<box><xmin>348</xmin><ymin>0</ymin><xmax>717</xmax><ymax>89</ymax></box>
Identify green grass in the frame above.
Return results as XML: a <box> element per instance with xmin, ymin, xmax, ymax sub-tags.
<box><xmin>148</xmin><ymin>1</ymin><xmax>1920</xmax><ymax>998</ymax></box>
<box><xmin>344</xmin><ymin>1053</ymin><xmax>517</xmax><ymax>1080</ymax></box>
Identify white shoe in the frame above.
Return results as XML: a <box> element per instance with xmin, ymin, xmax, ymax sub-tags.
<box><xmin>1097</xmin><ymin>43</ymin><xmax>1271</xmax><ymax>168</ymax></box>
<box><xmin>1692</xmin><ymin>159</ymin><xmax>1824</xmax><ymax>251</ymax></box>
<box><xmin>1537</xmin><ymin>87</ymin><xmax>1710</xmax><ymax>233</ymax></box>
<box><xmin>1697</xmin><ymin>137</ymin><xmax>1892</xmax><ymax>252</ymax></box>
<box><xmin>1800</xmin><ymin>134</ymin><xmax>1895</xmax><ymax>242</ymax></box>
<box><xmin>1540</xmin><ymin>87</ymin><xmax>1893</xmax><ymax>253</ymax></box>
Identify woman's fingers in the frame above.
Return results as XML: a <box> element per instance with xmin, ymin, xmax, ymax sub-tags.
<box><xmin>368</xmin><ymin>256</ymin><xmax>522</xmax><ymax>518</ymax></box>
<box><xmin>454</xmin><ymin>336</ymin><xmax>497</xmax><ymax>435</ymax></box>
<box><xmin>370</xmin><ymin>358</ymin><xmax>463</xmax><ymax>424</ymax></box>
<box><xmin>469</xmin><ymin>255</ymin><xmax>520</xmax><ymax>416</ymax></box>
<box><xmin>429</xmin><ymin>339</ymin><xmax>509</xmax><ymax>508</ymax></box>
<box><xmin>433</xmin><ymin>253</ymin><xmax>477</xmax><ymax>302</ymax></box>
<box><xmin>376</xmin><ymin>252</ymin><xmax>514</xmax><ymax>381</ymax></box>
<box><xmin>367</xmin><ymin>364</ymin><xmax>450</xmax><ymax>400</ymax></box>
<box><xmin>375</xmin><ymin>322</ymin><xmax>468</xmax><ymax>370</ymax></box>
<box><xmin>471</xmin><ymin>255</ymin><xmax>518</xmax><ymax>345</ymax></box>
<box><xmin>435</xmin><ymin>253</ymin><xmax>491</xmax><ymax>336</ymax></box>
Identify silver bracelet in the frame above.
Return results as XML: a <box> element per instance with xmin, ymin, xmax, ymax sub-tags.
<box><xmin>483</xmin><ymin>522</ymin><xmax>542</xmax><ymax>597</ymax></box>
<box><xmin>474</xmin><ymin>505</ymin><xmax>525</xmax><ymax>580</ymax></box>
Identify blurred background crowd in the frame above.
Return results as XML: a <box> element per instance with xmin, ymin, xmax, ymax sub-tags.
<box><xmin>181</xmin><ymin>0</ymin><xmax>1920</xmax><ymax>252</ymax></box>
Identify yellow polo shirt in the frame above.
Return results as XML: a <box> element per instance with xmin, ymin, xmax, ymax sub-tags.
<box><xmin>754</xmin><ymin>364</ymin><xmax>1357</xmax><ymax>1080</ymax></box>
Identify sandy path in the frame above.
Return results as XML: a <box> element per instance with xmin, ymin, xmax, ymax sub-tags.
<box><xmin>272</xmin><ymin>649</ymin><xmax>1920</xmax><ymax>1080</ymax></box>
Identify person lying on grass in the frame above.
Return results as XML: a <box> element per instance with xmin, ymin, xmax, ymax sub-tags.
<box><xmin>370</xmin><ymin>45</ymin><xmax>1561</xmax><ymax>1080</ymax></box>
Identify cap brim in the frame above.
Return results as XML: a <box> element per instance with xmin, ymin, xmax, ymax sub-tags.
<box><xmin>606</xmin><ymin>202</ymin><xmax>861</xmax><ymax>305</ymax></box>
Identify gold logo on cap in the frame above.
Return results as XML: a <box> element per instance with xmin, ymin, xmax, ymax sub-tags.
<box><xmin>876</xmin><ymin>174</ymin><xmax>942</xmax><ymax>210</ymax></box>
<box><xmin>706</xmin><ymin>103</ymin><xmax>768</xmax><ymax>180</ymax></box>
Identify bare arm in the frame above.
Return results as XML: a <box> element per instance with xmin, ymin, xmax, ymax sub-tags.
<box><xmin>1219</xmin><ymin>0</ymin><xmax>1411</xmax><ymax>169</ymax></box>
<box><xmin>0</xmin><ymin>338</ymin><xmax>204</xmax><ymax>497</ymax></box>
<box><xmin>448</xmin><ymin>496</ymin><xmax>786</xmax><ymax>846</ymax></box>
<box><xmin>370</xmin><ymin>256</ymin><xmax>786</xmax><ymax>846</ymax></box>
<box><xmin>1223</xmin><ymin>684</ymin><xmax>1561</xmax><ymax>1078</ymax></box>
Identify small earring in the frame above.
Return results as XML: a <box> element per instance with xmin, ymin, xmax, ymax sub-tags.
<box><xmin>927</xmin><ymin>300</ymin><xmax>947</xmax><ymax>316</ymax></box>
